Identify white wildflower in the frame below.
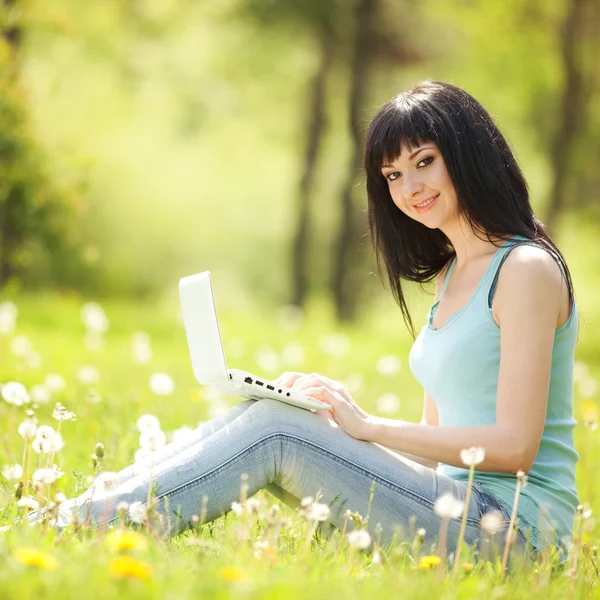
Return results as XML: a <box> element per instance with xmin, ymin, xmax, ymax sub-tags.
<box><xmin>77</xmin><ymin>365</ymin><xmax>100</xmax><ymax>386</ymax></box>
<box><xmin>231</xmin><ymin>501</ymin><xmax>244</xmax><ymax>516</ymax></box>
<box><xmin>52</xmin><ymin>402</ymin><xmax>76</xmax><ymax>421</ymax></box>
<box><xmin>375</xmin><ymin>393</ymin><xmax>401</xmax><ymax>414</ymax></box>
<box><xmin>94</xmin><ymin>471</ymin><xmax>120</xmax><ymax>494</ymax></box>
<box><xmin>246</xmin><ymin>498</ymin><xmax>260</xmax><ymax>514</ymax></box>
<box><xmin>137</xmin><ymin>414</ymin><xmax>161</xmax><ymax>432</ymax></box>
<box><xmin>460</xmin><ymin>447</ymin><xmax>486</xmax><ymax>467</ymax></box>
<box><xmin>55</xmin><ymin>492</ymin><xmax>67</xmax><ymax>504</ymax></box>
<box><xmin>300</xmin><ymin>496</ymin><xmax>314</xmax><ymax>508</ymax></box>
<box><xmin>434</xmin><ymin>492</ymin><xmax>465</xmax><ymax>520</ymax></box>
<box><xmin>32</xmin><ymin>425</ymin><xmax>62</xmax><ymax>454</ymax></box>
<box><xmin>417</xmin><ymin>528</ymin><xmax>426</xmax><ymax>538</ymax></box>
<box><xmin>1</xmin><ymin>381</ymin><xmax>30</xmax><ymax>406</ymax></box>
<box><xmin>30</xmin><ymin>384</ymin><xmax>51</xmax><ymax>404</ymax></box>
<box><xmin>347</xmin><ymin>529</ymin><xmax>372</xmax><ymax>550</ymax></box>
<box><xmin>480</xmin><ymin>510</ymin><xmax>504</xmax><ymax>534</ymax></box>
<box><xmin>81</xmin><ymin>302</ymin><xmax>109</xmax><ymax>334</ymax></box>
<box><xmin>52</xmin><ymin>464</ymin><xmax>65</xmax><ymax>480</ymax></box>
<box><xmin>139</xmin><ymin>429</ymin><xmax>166</xmax><ymax>452</ymax></box>
<box><xmin>319</xmin><ymin>333</ymin><xmax>351</xmax><ymax>358</ymax></box>
<box><xmin>33</xmin><ymin>468</ymin><xmax>57</xmax><ymax>486</ymax></box>
<box><xmin>305</xmin><ymin>502</ymin><xmax>331</xmax><ymax>522</ymax></box>
<box><xmin>128</xmin><ymin>501</ymin><xmax>148</xmax><ymax>523</ymax></box>
<box><xmin>254</xmin><ymin>347</ymin><xmax>280</xmax><ymax>374</ymax></box>
<box><xmin>10</xmin><ymin>335</ymin><xmax>31</xmax><ymax>358</ymax></box>
<box><xmin>17</xmin><ymin>496</ymin><xmax>39</xmax><ymax>511</ymax></box>
<box><xmin>149</xmin><ymin>372</ymin><xmax>174</xmax><ymax>396</ymax></box>
<box><xmin>376</xmin><ymin>355</ymin><xmax>402</xmax><ymax>377</ymax></box>
<box><xmin>2</xmin><ymin>464</ymin><xmax>23</xmax><ymax>480</ymax></box>
<box><xmin>18</xmin><ymin>421</ymin><xmax>36</xmax><ymax>440</ymax></box>
<box><xmin>45</xmin><ymin>374</ymin><xmax>66</xmax><ymax>393</ymax></box>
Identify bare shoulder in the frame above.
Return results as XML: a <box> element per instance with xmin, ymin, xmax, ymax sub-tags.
<box><xmin>492</xmin><ymin>244</ymin><xmax>566</xmax><ymax>327</ymax></box>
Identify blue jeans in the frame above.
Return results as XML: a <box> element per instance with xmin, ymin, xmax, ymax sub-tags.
<box><xmin>57</xmin><ymin>399</ymin><xmax>532</xmax><ymax>556</ymax></box>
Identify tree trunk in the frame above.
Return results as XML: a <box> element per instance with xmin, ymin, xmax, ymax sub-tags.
<box><xmin>291</xmin><ymin>23</ymin><xmax>334</xmax><ymax>307</ymax></box>
<box><xmin>545</xmin><ymin>0</ymin><xmax>586</xmax><ymax>234</ymax></box>
<box><xmin>331</xmin><ymin>0</ymin><xmax>375</xmax><ymax>321</ymax></box>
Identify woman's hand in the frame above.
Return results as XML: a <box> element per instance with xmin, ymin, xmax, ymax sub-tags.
<box><xmin>273</xmin><ymin>371</ymin><xmax>373</xmax><ymax>441</ymax></box>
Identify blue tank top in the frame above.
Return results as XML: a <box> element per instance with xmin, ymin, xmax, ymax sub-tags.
<box><xmin>408</xmin><ymin>234</ymin><xmax>580</xmax><ymax>552</ymax></box>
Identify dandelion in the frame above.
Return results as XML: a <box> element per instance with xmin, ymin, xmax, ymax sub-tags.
<box><xmin>105</xmin><ymin>530</ymin><xmax>149</xmax><ymax>552</ymax></box>
<box><xmin>300</xmin><ymin>496</ymin><xmax>314</xmax><ymax>507</ymax></box>
<box><xmin>149</xmin><ymin>373</ymin><xmax>174</xmax><ymax>396</ymax></box>
<box><xmin>480</xmin><ymin>510</ymin><xmax>504</xmax><ymax>534</ymax></box>
<box><xmin>52</xmin><ymin>464</ymin><xmax>65</xmax><ymax>480</ymax></box>
<box><xmin>128</xmin><ymin>501</ymin><xmax>148</xmax><ymax>524</ymax></box>
<box><xmin>418</xmin><ymin>555</ymin><xmax>441</xmax><ymax>569</ymax></box>
<box><xmin>137</xmin><ymin>414</ymin><xmax>161</xmax><ymax>432</ymax></box>
<box><xmin>55</xmin><ymin>492</ymin><xmax>67</xmax><ymax>504</ymax></box>
<box><xmin>3</xmin><ymin>464</ymin><xmax>23</xmax><ymax>480</ymax></box>
<box><xmin>44</xmin><ymin>374</ymin><xmax>66</xmax><ymax>393</ymax></box>
<box><xmin>434</xmin><ymin>493</ymin><xmax>464</xmax><ymax>520</ymax></box>
<box><xmin>220</xmin><ymin>565</ymin><xmax>246</xmax><ymax>583</ymax></box>
<box><xmin>52</xmin><ymin>402</ymin><xmax>77</xmax><ymax>421</ymax></box>
<box><xmin>139</xmin><ymin>429</ymin><xmax>166</xmax><ymax>452</ymax></box>
<box><xmin>94</xmin><ymin>471</ymin><xmax>120</xmax><ymax>494</ymax></box>
<box><xmin>10</xmin><ymin>336</ymin><xmax>31</xmax><ymax>358</ymax></box>
<box><xmin>501</xmin><ymin>470</ymin><xmax>528</xmax><ymax>581</ymax></box>
<box><xmin>246</xmin><ymin>498</ymin><xmax>260</xmax><ymax>514</ymax></box>
<box><xmin>305</xmin><ymin>502</ymin><xmax>331</xmax><ymax>522</ymax></box>
<box><xmin>254</xmin><ymin>347</ymin><xmax>280</xmax><ymax>374</ymax></box>
<box><xmin>110</xmin><ymin>556</ymin><xmax>152</xmax><ymax>580</ymax></box>
<box><xmin>17</xmin><ymin>496</ymin><xmax>39</xmax><ymax>511</ymax></box>
<box><xmin>231</xmin><ymin>502</ymin><xmax>244</xmax><ymax>516</ymax></box>
<box><xmin>14</xmin><ymin>548</ymin><xmax>59</xmax><ymax>570</ymax></box>
<box><xmin>376</xmin><ymin>355</ymin><xmax>402</xmax><ymax>377</ymax></box>
<box><xmin>375</xmin><ymin>393</ymin><xmax>401</xmax><ymax>414</ymax></box>
<box><xmin>30</xmin><ymin>384</ymin><xmax>51</xmax><ymax>404</ymax></box>
<box><xmin>81</xmin><ymin>302</ymin><xmax>109</xmax><ymax>334</ymax></box>
<box><xmin>319</xmin><ymin>333</ymin><xmax>351</xmax><ymax>358</ymax></box>
<box><xmin>32</xmin><ymin>468</ymin><xmax>57</xmax><ymax>487</ymax></box>
<box><xmin>2</xmin><ymin>381</ymin><xmax>30</xmax><ymax>406</ymax></box>
<box><xmin>18</xmin><ymin>421</ymin><xmax>36</xmax><ymax>440</ymax></box>
<box><xmin>171</xmin><ymin>426</ymin><xmax>194</xmax><ymax>444</ymax></box>
<box><xmin>32</xmin><ymin>425</ymin><xmax>63</xmax><ymax>454</ymax></box>
<box><xmin>459</xmin><ymin>446</ymin><xmax>485</xmax><ymax>467</ymax></box>
<box><xmin>462</xmin><ymin>562</ymin><xmax>475</xmax><ymax>573</ymax></box>
<box><xmin>347</xmin><ymin>529</ymin><xmax>372</xmax><ymax>550</ymax></box>
<box><xmin>77</xmin><ymin>365</ymin><xmax>100</xmax><ymax>386</ymax></box>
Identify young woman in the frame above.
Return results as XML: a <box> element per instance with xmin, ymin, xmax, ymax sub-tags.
<box><xmin>47</xmin><ymin>80</ymin><xmax>579</xmax><ymax>562</ymax></box>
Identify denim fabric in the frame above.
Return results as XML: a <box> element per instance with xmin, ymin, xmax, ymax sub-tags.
<box><xmin>54</xmin><ymin>399</ymin><xmax>533</xmax><ymax>556</ymax></box>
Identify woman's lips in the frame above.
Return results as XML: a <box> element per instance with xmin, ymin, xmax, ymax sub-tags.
<box><xmin>414</xmin><ymin>194</ymin><xmax>439</xmax><ymax>213</ymax></box>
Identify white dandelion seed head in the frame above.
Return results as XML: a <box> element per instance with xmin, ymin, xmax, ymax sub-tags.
<box><xmin>305</xmin><ymin>502</ymin><xmax>331</xmax><ymax>522</ymax></box>
<box><xmin>137</xmin><ymin>414</ymin><xmax>161</xmax><ymax>433</ymax></box>
<box><xmin>276</xmin><ymin>304</ymin><xmax>304</xmax><ymax>333</ymax></box>
<box><xmin>281</xmin><ymin>342</ymin><xmax>305</xmax><ymax>367</ymax></box>
<box><xmin>171</xmin><ymin>426</ymin><xmax>194</xmax><ymax>444</ymax></box>
<box><xmin>417</xmin><ymin>528</ymin><xmax>426</xmax><ymax>538</ymax></box>
<box><xmin>246</xmin><ymin>498</ymin><xmax>260</xmax><ymax>514</ymax></box>
<box><xmin>231</xmin><ymin>501</ymin><xmax>244</xmax><ymax>516</ymax></box>
<box><xmin>52</xmin><ymin>464</ymin><xmax>65</xmax><ymax>480</ymax></box>
<box><xmin>55</xmin><ymin>492</ymin><xmax>67</xmax><ymax>504</ymax></box>
<box><xmin>319</xmin><ymin>333</ymin><xmax>351</xmax><ymax>358</ymax></box>
<box><xmin>480</xmin><ymin>510</ymin><xmax>504</xmax><ymax>534</ymax></box>
<box><xmin>376</xmin><ymin>355</ymin><xmax>402</xmax><ymax>377</ymax></box>
<box><xmin>17</xmin><ymin>421</ymin><xmax>36</xmax><ymax>440</ymax></box>
<box><xmin>116</xmin><ymin>501</ymin><xmax>129</xmax><ymax>513</ymax></box>
<box><xmin>44</xmin><ymin>374</ymin><xmax>66</xmax><ymax>393</ymax></box>
<box><xmin>516</xmin><ymin>471</ymin><xmax>528</xmax><ymax>487</ymax></box>
<box><xmin>434</xmin><ymin>492</ymin><xmax>465</xmax><ymax>520</ymax></box>
<box><xmin>30</xmin><ymin>384</ymin><xmax>51</xmax><ymax>404</ymax></box>
<box><xmin>254</xmin><ymin>346</ymin><xmax>280</xmax><ymax>374</ymax></box>
<box><xmin>149</xmin><ymin>372</ymin><xmax>175</xmax><ymax>396</ymax></box>
<box><xmin>347</xmin><ymin>529</ymin><xmax>372</xmax><ymax>550</ymax></box>
<box><xmin>128</xmin><ymin>501</ymin><xmax>148</xmax><ymax>524</ymax></box>
<box><xmin>2</xmin><ymin>463</ymin><xmax>23</xmax><ymax>480</ymax></box>
<box><xmin>139</xmin><ymin>428</ymin><xmax>166</xmax><ymax>452</ymax></box>
<box><xmin>2</xmin><ymin>381</ymin><xmax>31</xmax><ymax>406</ymax></box>
<box><xmin>10</xmin><ymin>335</ymin><xmax>31</xmax><ymax>358</ymax></box>
<box><xmin>375</xmin><ymin>393</ymin><xmax>401</xmax><ymax>414</ymax></box>
<box><xmin>33</xmin><ymin>468</ymin><xmax>57</xmax><ymax>486</ymax></box>
<box><xmin>77</xmin><ymin>365</ymin><xmax>100</xmax><ymax>386</ymax></box>
<box><xmin>460</xmin><ymin>446</ymin><xmax>486</xmax><ymax>467</ymax></box>
<box><xmin>52</xmin><ymin>402</ymin><xmax>76</xmax><ymax>422</ymax></box>
<box><xmin>134</xmin><ymin>448</ymin><xmax>153</xmax><ymax>469</ymax></box>
<box><xmin>81</xmin><ymin>302</ymin><xmax>109</xmax><ymax>334</ymax></box>
<box><xmin>94</xmin><ymin>471</ymin><xmax>120</xmax><ymax>494</ymax></box>
<box><xmin>300</xmin><ymin>496</ymin><xmax>314</xmax><ymax>508</ymax></box>
<box><xmin>17</xmin><ymin>496</ymin><xmax>39</xmax><ymax>511</ymax></box>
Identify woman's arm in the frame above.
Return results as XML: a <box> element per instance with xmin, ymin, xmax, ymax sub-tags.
<box><xmin>361</xmin><ymin>248</ymin><xmax>564</xmax><ymax>474</ymax></box>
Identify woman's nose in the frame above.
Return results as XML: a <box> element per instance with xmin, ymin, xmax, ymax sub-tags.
<box><xmin>401</xmin><ymin>173</ymin><xmax>424</xmax><ymax>200</ymax></box>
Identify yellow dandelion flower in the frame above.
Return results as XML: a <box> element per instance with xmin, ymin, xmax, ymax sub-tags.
<box><xmin>418</xmin><ymin>555</ymin><xmax>441</xmax><ymax>569</ymax></box>
<box><xmin>220</xmin><ymin>565</ymin><xmax>246</xmax><ymax>583</ymax></box>
<box><xmin>14</xmin><ymin>548</ymin><xmax>59</xmax><ymax>570</ymax></box>
<box><xmin>110</xmin><ymin>556</ymin><xmax>152</xmax><ymax>580</ymax></box>
<box><xmin>462</xmin><ymin>562</ymin><xmax>474</xmax><ymax>573</ymax></box>
<box><xmin>105</xmin><ymin>530</ymin><xmax>149</xmax><ymax>552</ymax></box>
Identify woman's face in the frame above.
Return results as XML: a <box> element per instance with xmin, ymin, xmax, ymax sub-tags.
<box><xmin>380</xmin><ymin>142</ymin><xmax>459</xmax><ymax>229</ymax></box>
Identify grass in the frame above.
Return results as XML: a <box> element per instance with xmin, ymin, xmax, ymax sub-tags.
<box><xmin>0</xmin><ymin>288</ymin><xmax>598</xmax><ymax>599</ymax></box>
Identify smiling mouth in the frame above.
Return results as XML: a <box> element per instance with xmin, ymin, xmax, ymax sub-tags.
<box><xmin>413</xmin><ymin>194</ymin><xmax>439</xmax><ymax>209</ymax></box>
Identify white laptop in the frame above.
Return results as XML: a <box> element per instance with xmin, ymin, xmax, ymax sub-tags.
<box><xmin>179</xmin><ymin>271</ymin><xmax>331</xmax><ymax>412</ymax></box>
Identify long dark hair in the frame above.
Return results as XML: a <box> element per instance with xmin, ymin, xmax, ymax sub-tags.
<box><xmin>364</xmin><ymin>79</ymin><xmax>575</xmax><ymax>338</ymax></box>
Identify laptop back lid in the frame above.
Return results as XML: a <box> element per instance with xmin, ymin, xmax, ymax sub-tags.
<box><xmin>179</xmin><ymin>271</ymin><xmax>229</xmax><ymax>385</ymax></box>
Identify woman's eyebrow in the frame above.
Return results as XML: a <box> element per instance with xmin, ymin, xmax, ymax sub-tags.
<box><xmin>381</xmin><ymin>146</ymin><xmax>435</xmax><ymax>169</ymax></box>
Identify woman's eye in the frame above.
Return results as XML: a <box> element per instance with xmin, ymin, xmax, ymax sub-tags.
<box><xmin>384</xmin><ymin>157</ymin><xmax>433</xmax><ymax>182</ymax></box>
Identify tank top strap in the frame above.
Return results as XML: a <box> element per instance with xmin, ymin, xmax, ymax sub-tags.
<box><xmin>487</xmin><ymin>236</ymin><xmax>566</xmax><ymax>309</ymax></box>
